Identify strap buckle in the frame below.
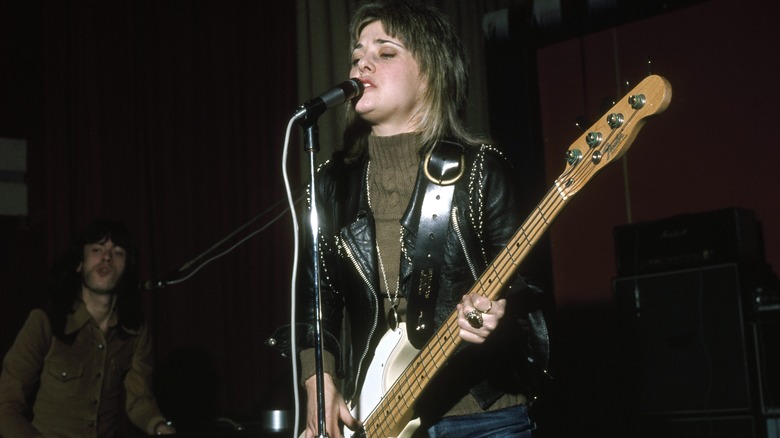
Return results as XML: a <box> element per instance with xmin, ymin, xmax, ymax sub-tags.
<box><xmin>422</xmin><ymin>141</ymin><xmax>465</xmax><ymax>185</ymax></box>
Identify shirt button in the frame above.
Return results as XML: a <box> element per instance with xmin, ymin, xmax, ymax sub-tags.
<box><xmin>97</xmin><ymin>344</ymin><xmax>105</xmax><ymax>350</ymax></box>
<box><xmin>61</xmin><ymin>372</ymin><xmax>67</xmax><ymax>379</ymax></box>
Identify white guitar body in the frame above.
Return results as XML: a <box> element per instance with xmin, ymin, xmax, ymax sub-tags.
<box><xmin>345</xmin><ymin>323</ymin><xmax>421</xmax><ymax>438</ymax></box>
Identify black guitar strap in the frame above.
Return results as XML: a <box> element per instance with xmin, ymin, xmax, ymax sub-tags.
<box><xmin>407</xmin><ymin>140</ymin><xmax>465</xmax><ymax>348</ymax></box>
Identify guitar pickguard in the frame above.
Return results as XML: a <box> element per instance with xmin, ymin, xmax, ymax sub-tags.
<box><xmin>346</xmin><ymin>323</ymin><xmax>420</xmax><ymax>438</ymax></box>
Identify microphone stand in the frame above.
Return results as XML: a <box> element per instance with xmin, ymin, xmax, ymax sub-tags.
<box><xmin>291</xmin><ymin>78</ymin><xmax>362</xmax><ymax>438</ymax></box>
<box><xmin>297</xmin><ymin>113</ymin><xmax>329</xmax><ymax>438</ymax></box>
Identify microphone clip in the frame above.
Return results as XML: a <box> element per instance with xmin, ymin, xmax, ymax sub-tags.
<box><xmin>292</xmin><ymin>78</ymin><xmax>364</xmax><ymax>124</ymax></box>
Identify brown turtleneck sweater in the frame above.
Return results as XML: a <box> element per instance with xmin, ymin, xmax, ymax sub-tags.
<box><xmin>367</xmin><ymin>132</ymin><xmax>420</xmax><ymax>327</ymax></box>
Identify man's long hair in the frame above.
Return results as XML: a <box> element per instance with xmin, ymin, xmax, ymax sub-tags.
<box><xmin>45</xmin><ymin>219</ymin><xmax>144</xmax><ymax>338</ymax></box>
<box><xmin>342</xmin><ymin>0</ymin><xmax>486</xmax><ymax>162</ymax></box>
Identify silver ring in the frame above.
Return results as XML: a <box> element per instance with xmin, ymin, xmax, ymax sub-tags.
<box><xmin>466</xmin><ymin>310</ymin><xmax>483</xmax><ymax>329</ymax></box>
<box><xmin>477</xmin><ymin>300</ymin><xmax>493</xmax><ymax>314</ymax></box>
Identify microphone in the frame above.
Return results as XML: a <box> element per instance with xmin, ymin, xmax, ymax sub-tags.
<box><xmin>142</xmin><ymin>279</ymin><xmax>166</xmax><ymax>291</ymax></box>
<box><xmin>293</xmin><ymin>78</ymin><xmax>364</xmax><ymax>121</ymax></box>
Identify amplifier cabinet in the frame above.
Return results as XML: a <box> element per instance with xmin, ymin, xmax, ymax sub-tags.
<box><xmin>755</xmin><ymin>309</ymin><xmax>780</xmax><ymax>415</ymax></box>
<box><xmin>613</xmin><ymin>264</ymin><xmax>756</xmax><ymax>416</ymax></box>
<box><xmin>613</xmin><ymin>208</ymin><xmax>764</xmax><ymax>277</ymax></box>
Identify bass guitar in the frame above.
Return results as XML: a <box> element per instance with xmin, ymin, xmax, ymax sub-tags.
<box><xmin>346</xmin><ymin>74</ymin><xmax>673</xmax><ymax>438</ymax></box>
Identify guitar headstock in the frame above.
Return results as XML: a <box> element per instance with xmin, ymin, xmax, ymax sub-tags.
<box><xmin>555</xmin><ymin>74</ymin><xmax>672</xmax><ymax>199</ymax></box>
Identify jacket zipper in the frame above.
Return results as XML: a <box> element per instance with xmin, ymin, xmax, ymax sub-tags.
<box><xmin>339</xmin><ymin>235</ymin><xmax>380</xmax><ymax>402</ymax></box>
<box><xmin>451</xmin><ymin>206</ymin><xmax>480</xmax><ymax>281</ymax></box>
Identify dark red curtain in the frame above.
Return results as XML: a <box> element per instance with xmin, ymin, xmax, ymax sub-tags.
<box><xmin>4</xmin><ymin>0</ymin><xmax>300</xmax><ymax>425</ymax></box>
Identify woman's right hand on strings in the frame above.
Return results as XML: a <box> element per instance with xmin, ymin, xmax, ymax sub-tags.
<box><xmin>303</xmin><ymin>373</ymin><xmax>360</xmax><ymax>438</ymax></box>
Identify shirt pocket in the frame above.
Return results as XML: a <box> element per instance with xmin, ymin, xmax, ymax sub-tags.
<box><xmin>41</xmin><ymin>357</ymin><xmax>86</xmax><ymax>400</ymax></box>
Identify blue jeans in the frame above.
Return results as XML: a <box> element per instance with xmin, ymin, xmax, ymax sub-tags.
<box><xmin>427</xmin><ymin>404</ymin><xmax>535</xmax><ymax>438</ymax></box>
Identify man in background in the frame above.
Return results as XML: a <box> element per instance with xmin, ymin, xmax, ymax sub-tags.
<box><xmin>0</xmin><ymin>219</ymin><xmax>176</xmax><ymax>437</ymax></box>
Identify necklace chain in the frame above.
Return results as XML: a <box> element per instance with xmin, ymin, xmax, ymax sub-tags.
<box><xmin>375</xmin><ymin>243</ymin><xmax>400</xmax><ymax>306</ymax></box>
<box><xmin>367</xmin><ymin>160</ymin><xmax>403</xmax><ymax>328</ymax></box>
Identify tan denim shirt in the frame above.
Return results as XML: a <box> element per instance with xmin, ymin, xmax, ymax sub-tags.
<box><xmin>0</xmin><ymin>304</ymin><xmax>166</xmax><ymax>437</ymax></box>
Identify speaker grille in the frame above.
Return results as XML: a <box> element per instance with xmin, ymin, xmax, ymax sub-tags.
<box><xmin>613</xmin><ymin>263</ymin><xmax>754</xmax><ymax>415</ymax></box>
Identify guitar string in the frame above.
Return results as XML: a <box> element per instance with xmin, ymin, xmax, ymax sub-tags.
<box><xmin>481</xmin><ymin>95</ymin><xmax>647</xmax><ymax>300</ymax></box>
<box><xmin>368</xmin><ymin>188</ymin><xmax>564</xmax><ymax>434</ymax></box>
<box><xmin>485</xmin><ymin>100</ymin><xmax>641</xmax><ymax>295</ymax></box>
<box><xmin>481</xmin><ymin>99</ymin><xmax>642</xmax><ymax>299</ymax></box>
<box><xmin>366</xmin><ymin>99</ymin><xmax>646</xmax><ymax>434</ymax></box>
<box><xmin>374</xmin><ymin>173</ymin><xmax>584</xmax><ymax>431</ymax></box>
<box><xmin>370</xmin><ymin>178</ymin><xmax>570</xmax><ymax>429</ymax></box>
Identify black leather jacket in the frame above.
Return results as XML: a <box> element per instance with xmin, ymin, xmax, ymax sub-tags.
<box><xmin>268</xmin><ymin>142</ymin><xmax>550</xmax><ymax>414</ymax></box>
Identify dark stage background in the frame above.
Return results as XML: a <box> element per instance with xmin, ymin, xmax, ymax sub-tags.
<box><xmin>0</xmin><ymin>0</ymin><xmax>299</xmax><ymax>433</ymax></box>
<box><xmin>2</xmin><ymin>0</ymin><xmax>779</xmax><ymax>437</ymax></box>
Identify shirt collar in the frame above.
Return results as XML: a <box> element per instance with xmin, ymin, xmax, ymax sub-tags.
<box><xmin>64</xmin><ymin>300</ymin><xmax>120</xmax><ymax>335</ymax></box>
